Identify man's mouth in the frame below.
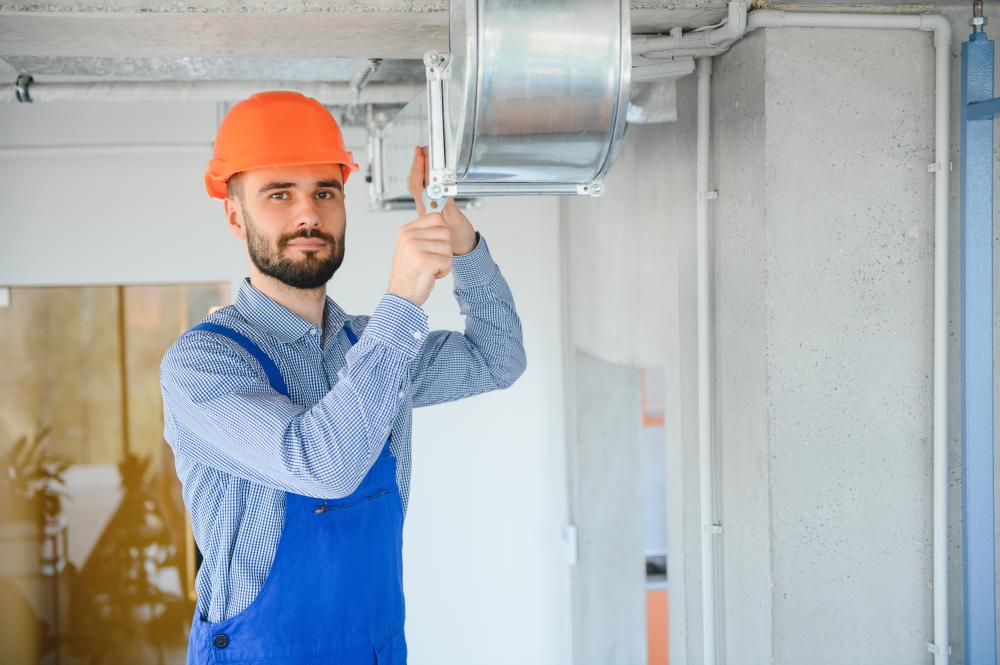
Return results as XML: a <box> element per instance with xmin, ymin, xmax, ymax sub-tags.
<box><xmin>286</xmin><ymin>239</ymin><xmax>328</xmax><ymax>250</ymax></box>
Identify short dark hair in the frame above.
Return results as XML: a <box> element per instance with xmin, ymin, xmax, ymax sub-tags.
<box><xmin>227</xmin><ymin>172</ymin><xmax>245</xmax><ymax>202</ymax></box>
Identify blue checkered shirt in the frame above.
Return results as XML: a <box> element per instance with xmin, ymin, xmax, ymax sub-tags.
<box><xmin>160</xmin><ymin>235</ymin><xmax>525</xmax><ymax>623</ymax></box>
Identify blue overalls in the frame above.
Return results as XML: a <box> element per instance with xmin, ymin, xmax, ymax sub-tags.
<box><xmin>184</xmin><ymin>321</ymin><xmax>407</xmax><ymax>664</ymax></box>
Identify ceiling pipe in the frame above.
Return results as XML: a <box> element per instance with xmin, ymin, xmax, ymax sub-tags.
<box><xmin>689</xmin><ymin>9</ymin><xmax>952</xmax><ymax>665</ymax></box>
<box><xmin>3</xmin><ymin>79</ymin><xmax>423</xmax><ymax>105</ymax></box>
<box><xmin>633</xmin><ymin>1</ymin><xmax>748</xmax><ymax>57</ymax></box>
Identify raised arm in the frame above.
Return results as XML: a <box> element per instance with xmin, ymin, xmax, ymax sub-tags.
<box><xmin>408</xmin><ymin>234</ymin><xmax>526</xmax><ymax>407</ymax></box>
<box><xmin>401</xmin><ymin>147</ymin><xmax>526</xmax><ymax>407</ymax></box>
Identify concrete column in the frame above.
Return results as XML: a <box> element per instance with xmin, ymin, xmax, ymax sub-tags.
<box><xmin>713</xmin><ymin>26</ymin><xmax>936</xmax><ymax>664</ymax></box>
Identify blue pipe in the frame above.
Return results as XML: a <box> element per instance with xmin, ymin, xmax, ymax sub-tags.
<box><xmin>960</xmin><ymin>27</ymin><xmax>998</xmax><ymax>665</ymax></box>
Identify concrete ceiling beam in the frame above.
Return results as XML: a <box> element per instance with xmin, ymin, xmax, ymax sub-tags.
<box><xmin>0</xmin><ymin>1</ymin><xmax>963</xmax><ymax>62</ymax></box>
<box><xmin>0</xmin><ymin>2</ymin><xmax>728</xmax><ymax>60</ymax></box>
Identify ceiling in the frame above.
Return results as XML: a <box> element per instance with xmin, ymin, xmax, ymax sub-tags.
<box><xmin>0</xmin><ymin>0</ymin><xmax>970</xmax><ymax>85</ymax></box>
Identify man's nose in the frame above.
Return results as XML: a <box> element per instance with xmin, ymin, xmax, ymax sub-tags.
<box><xmin>294</xmin><ymin>197</ymin><xmax>322</xmax><ymax>227</ymax></box>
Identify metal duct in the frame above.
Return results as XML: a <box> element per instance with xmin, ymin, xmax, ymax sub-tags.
<box><xmin>371</xmin><ymin>0</ymin><xmax>631</xmax><ymax>208</ymax></box>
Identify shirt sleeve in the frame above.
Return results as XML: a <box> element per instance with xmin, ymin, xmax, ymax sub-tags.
<box><xmin>160</xmin><ymin>295</ymin><xmax>429</xmax><ymax>498</ymax></box>
<box><xmin>408</xmin><ymin>233</ymin><xmax>527</xmax><ymax>408</ymax></box>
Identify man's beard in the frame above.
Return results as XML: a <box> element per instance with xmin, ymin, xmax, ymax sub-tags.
<box><xmin>243</xmin><ymin>205</ymin><xmax>345</xmax><ymax>289</ymax></box>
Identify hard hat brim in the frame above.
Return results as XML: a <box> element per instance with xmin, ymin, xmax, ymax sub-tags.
<box><xmin>205</xmin><ymin>151</ymin><xmax>360</xmax><ymax>200</ymax></box>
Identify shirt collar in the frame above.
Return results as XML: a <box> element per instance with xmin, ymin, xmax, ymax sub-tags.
<box><xmin>234</xmin><ymin>277</ymin><xmax>349</xmax><ymax>343</ymax></box>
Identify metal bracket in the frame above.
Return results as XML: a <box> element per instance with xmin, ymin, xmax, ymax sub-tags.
<box><xmin>927</xmin><ymin>162</ymin><xmax>954</xmax><ymax>173</ymax></box>
<box><xmin>423</xmin><ymin>181</ymin><xmax>447</xmax><ymax>212</ymax></box>
<box><xmin>15</xmin><ymin>74</ymin><xmax>33</xmax><ymax>103</ymax></box>
<box><xmin>700</xmin><ymin>190</ymin><xmax>719</xmax><ymax>200</ymax></box>
<box><xmin>423</xmin><ymin>50</ymin><xmax>455</xmax><ymax>212</ymax></box>
<box><xmin>926</xmin><ymin>642</ymin><xmax>952</xmax><ymax>656</ymax></box>
<box><xmin>706</xmin><ymin>524</ymin><xmax>723</xmax><ymax>535</ymax></box>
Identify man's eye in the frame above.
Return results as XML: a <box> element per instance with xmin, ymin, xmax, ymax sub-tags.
<box><xmin>316</xmin><ymin>190</ymin><xmax>337</xmax><ymax>200</ymax></box>
<box><xmin>270</xmin><ymin>192</ymin><xmax>289</xmax><ymax>200</ymax></box>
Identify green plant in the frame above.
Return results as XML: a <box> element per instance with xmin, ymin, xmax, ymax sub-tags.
<box><xmin>0</xmin><ymin>426</ymin><xmax>69</xmax><ymax>526</ymax></box>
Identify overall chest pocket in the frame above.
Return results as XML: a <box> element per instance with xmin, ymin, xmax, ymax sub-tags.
<box><xmin>311</xmin><ymin>490</ymin><xmax>389</xmax><ymax>514</ymax></box>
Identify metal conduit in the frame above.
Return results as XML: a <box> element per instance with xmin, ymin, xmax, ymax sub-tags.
<box><xmin>4</xmin><ymin>79</ymin><xmax>424</xmax><ymax>105</ymax></box>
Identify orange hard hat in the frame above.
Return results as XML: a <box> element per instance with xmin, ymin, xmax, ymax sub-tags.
<box><xmin>204</xmin><ymin>90</ymin><xmax>359</xmax><ymax>200</ymax></box>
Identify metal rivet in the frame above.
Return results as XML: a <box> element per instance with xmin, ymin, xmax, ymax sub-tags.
<box><xmin>213</xmin><ymin>634</ymin><xmax>229</xmax><ymax>649</ymax></box>
<box><xmin>16</xmin><ymin>74</ymin><xmax>33</xmax><ymax>103</ymax></box>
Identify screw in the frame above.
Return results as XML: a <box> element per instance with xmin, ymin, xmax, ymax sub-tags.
<box><xmin>589</xmin><ymin>182</ymin><xmax>605</xmax><ymax>197</ymax></box>
<box><xmin>972</xmin><ymin>0</ymin><xmax>986</xmax><ymax>31</ymax></box>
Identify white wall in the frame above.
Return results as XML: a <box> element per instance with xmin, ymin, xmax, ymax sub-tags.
<box><xmin>0</xmin><ymin>100</ymin><xmax>571</xmax><ymax>665</ymax></box>
<box><xmin>561</xmin><ymin>83</ymin><xmax>700</xmax><ymax>665</ymax></box>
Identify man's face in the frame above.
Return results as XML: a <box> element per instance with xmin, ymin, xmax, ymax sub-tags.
<box><xmin>225</xmin><ymin>164</ymin><xmax>347</xmax><ymax>290</ymax></box>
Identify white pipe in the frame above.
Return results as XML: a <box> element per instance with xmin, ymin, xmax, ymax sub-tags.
<box><xmin>683</xmin><ymin>9</ymin><xmax>951</xmax><ymax>665</ymax></box>
<box><xmin>928</xmin><ymin>16</ymin><xmax>952</xmax><ymax>665</ymax></box>
<box><xmin>640</xmin><ymin>45</ymin><xmax>732</xmax><ymax>60</ymax></box>
<box><xmin>746</xmin><ymin>8</ymin><xmax>948</xmax><ymax>34</ymax></box>
<box><xmin>706</xmin><ymin>2</ymin><xmax>748</xmax><ymax>47</ymax></box>
<box><xmin>0</xmin><ymin>144</ymin><xmax>208</xmax><ymax>157</ymax></box>
<box><xmin>695</xmin><ymin>55</ymin><xmax>718</xmax><ymax>665</ymax></box>
<box><xmin>4</xmin><ymin>80</ymin><xmax>424</xmax><ymax>105</ymax></box>
<box><xmin>633</xmin><ymin>2</ymin><xmax>748</xmax><ymax>57</ymax></box>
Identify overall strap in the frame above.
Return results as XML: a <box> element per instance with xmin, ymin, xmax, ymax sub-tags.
<box><xmin>189</xmin><ymin>323</ymin><xmax>289</xmax><ymax>397</ymax></box>
<box><xmin>343</xmin><ymin>320</ymin><xmax>359</xmax><ymax>346</ymax></box>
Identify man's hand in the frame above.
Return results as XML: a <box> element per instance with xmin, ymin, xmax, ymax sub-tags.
<box><xmin>387</xmin><ymin>213</ymin><xmax>453</xmax><ymax>307</ymax></box>
<box><xmin>407</xmin><ymin>146</ymin><xmax>478</xmax><ymax>256</ymax></box>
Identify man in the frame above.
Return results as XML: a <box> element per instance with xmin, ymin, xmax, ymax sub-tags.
<box><xmin>159</xmin><ymin>90</ymin><xmax>525</xmax><ymax>664</ymax></box>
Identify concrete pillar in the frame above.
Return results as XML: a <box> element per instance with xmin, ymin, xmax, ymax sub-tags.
<box><xmin>712</xmin><ymin>26</ymin><xmax>936</xmax><ymax>664</ymax></box>
<box><xmin>568</xmin><ymin>351</ymin><xmax>646</xmax><ymax>665</ymax></box>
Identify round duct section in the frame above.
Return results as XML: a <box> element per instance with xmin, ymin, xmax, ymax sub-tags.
<box><xmin>424</xmin><ymin>0</ymin><xmax>630</xmax><ymax>200</ymax></box>
<box><xmin>367</xmin><ymin>0</ymin><xmax>631</xmax><ymax>209</ymax></box>
<box><xmin>447</xmin><ymin>0</ymin><xmax>631</xmax><ymax>187</ymax></box>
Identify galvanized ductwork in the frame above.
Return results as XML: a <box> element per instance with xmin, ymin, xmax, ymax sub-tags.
<box><xmin>369</xmin><ymin>0</ymin><xmax>631</xmax><ymax>209</ymax></box>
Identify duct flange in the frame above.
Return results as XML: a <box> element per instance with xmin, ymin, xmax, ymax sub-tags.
<box><xmin>428</xmin><ymin>0</ymin><xmax>631</xmax><ymax>200</ymax></box>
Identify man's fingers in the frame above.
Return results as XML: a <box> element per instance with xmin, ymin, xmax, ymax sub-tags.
<box><xmin>407</xmin><ymin>146</ymin><xmax>426</xmax><ymax>186</ymax></box>
<box><xmin>407</xmin><ymin>146</ymin><xmax>429</xmax><ymax>216</ymax></box>
<box><xmin>405</xmin><ymin>226</ymin><xmax>453</xmax><ymax>243</ymax></box>
<box><xmin>405</xmin><ymin>212</ymin><xmax>449</xmax><ymax>230</ymax></box>
<box><xmin>431</xmin><ymin>255</ymin><xmax>452</xmax><ymax>280</ymax></box>
<box><xmin>413</xmin><ymin>238</ymin><xmax>454</xmax><ymax>256</ymax></box>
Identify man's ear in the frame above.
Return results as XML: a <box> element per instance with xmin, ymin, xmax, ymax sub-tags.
<box><xmin>224</xmin><ymin>197</ymin><xmax>247</xmax><ymax>240</ymax></box>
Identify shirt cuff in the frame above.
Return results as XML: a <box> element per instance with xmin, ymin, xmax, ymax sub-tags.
<box><xmin>452</xmin><ymin>233</ymin><xmax>500</xmax><ymax>288</ymax></box>
<box><xmin>363</xmin><ymin>294</ymin><xmax>430</xmax><ymax>356</ymax></box>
